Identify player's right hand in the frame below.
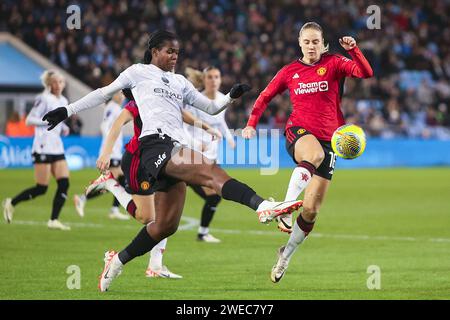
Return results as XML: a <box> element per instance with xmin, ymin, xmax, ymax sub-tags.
<box><xmin>97</xmin><ymin>154</ymin><xmax>111</xmax><ymax>172</ymax></box>
<box><xmin>242</xmin><ymin>126</ymin><xmax>256</xmax><ymax>139</ymax></box>
<box><xmin>42</xmin><ymin>107</ymin><xmax>68</xmax><ymax>130</ymax></box>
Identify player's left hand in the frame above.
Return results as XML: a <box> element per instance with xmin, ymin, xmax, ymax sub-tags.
<box><xmin>230</xmin><ymin>84</ymin><xmax>251</xmax><ymax>99</ymax></box>
<box><xmin>42</xmin><ymin>107</ymin><xmax>68</xmax><ymax>130</ymax></box>
<box><xmin>339</xmin><ymin>36</ymin><xmax>357</xmax><ymax>50</ymax></box>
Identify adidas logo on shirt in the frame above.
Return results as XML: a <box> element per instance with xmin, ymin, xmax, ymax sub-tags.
<box><xmin>293</xmin><ymin>73</ymin><xmax>299</xmax><ymax>79</ymax></box>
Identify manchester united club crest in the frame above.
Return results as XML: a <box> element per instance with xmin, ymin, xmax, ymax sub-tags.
<box><xmin>141</xmin><ymin>181</ymin><xmax>150</xmax><ymax>191</ymax></box>
<box><xmin>317</xmin><ymin>67</ymin><xmax>327</xmax><ymax>76</ymax></box>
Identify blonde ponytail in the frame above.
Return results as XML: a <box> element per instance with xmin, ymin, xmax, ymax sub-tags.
<box><xmin>185</xmin><ymin>67</ymin><xmax>204</xmax><ymax>89</ymax></box>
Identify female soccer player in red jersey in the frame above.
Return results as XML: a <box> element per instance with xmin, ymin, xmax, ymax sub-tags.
<box><xmin>242</xmin><ymin>22</ymin><xmax>373</xmax><ymax>283</ymax></box>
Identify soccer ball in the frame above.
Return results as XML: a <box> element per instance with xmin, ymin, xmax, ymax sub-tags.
<box><xmin>331</xmin><ymin>124</ymin><xmax>366</xmax><ymax>159</ymax></box>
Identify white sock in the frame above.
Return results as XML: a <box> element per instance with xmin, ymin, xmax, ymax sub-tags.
<box><xmin>284</xmin><ymin>166</ymin><xmax>313</xmax><ymax>201</ymax></box>
<box><xmin>198</xmin><ymin>226</ymin><xmax>209</xmax><ymax>235</ymax></box>
<box><xmin>105</xmin><ymin>179</ymin><xmax>132</xmax><ymax>209</ymax></box>
<box><xmin>149</xmin><ymin>238</ymin><xmax>167</xmax><ymax>270</ymax></box>
<box><xmin>282</xmin><ymin>222</ymin><xmax>308</xmax><ymax>263</ymax></box>
<box><xmin>110</xmin><ymin>206</ymin><xmax>119</xmax><ymax>214</ymax></box>
<box><xmin>79</xmin><ymin>194</ymin><xmax>87</xmax><ymax>202</ymax></box>
<box><xmin>113</xmin><ymin>253</ymin><xmax>123</xmax><ymax>267</ymax></box>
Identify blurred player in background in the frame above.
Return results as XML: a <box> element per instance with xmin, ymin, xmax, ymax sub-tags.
<box><xmin>184</xmin><ymin>66</ymin><xmax>236</xmax><ymax>243</ymax></box>
<box><xmin>73</xmin><ymin>92</ymin><xmax>130</xmax><ymax>221</ymax></box>
<box><xmin>2</xmin><ymin>70</ymin><xmax>71</xmax><ymax>230</ymax></box>
<box><xmin>243</xmin><ymin>22</ymin><xmax>373</xmax><ymax>282</ymax></box>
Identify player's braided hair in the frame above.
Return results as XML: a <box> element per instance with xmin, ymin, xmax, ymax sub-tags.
<box><xmin>122</xmin><ymin>88</ymin><xmax>134</xmax><ymax>101</ymax></box>
<box><xmin>143</xmin><ymin>30</ymin><xmax>178</xmax><ymax>64</ymax></box>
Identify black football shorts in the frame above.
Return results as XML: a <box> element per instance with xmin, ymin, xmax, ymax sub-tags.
<box><xmin>285</xmin><ymin>126</ymin><xmax>337</xmax><ymax>180</ymax></box>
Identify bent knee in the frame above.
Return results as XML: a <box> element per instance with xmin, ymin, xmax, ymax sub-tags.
<box><xmin>136</xmin><ymin>213</ymin><xmax>151</xmax><ymax>225</ymax></box>
<box><xmin>295</xmin><ymin>150</ymin><xmax>325</xmax><ymax>168</ymax></box>
<box><xmin>305</xmin><ymin>151</ymin><xmax>325</xmax><ymax>168</ymax></box>
<box><xmin>153</xmin><ymin>221</ymin><xmax>178</xmax><ymax>239</ymax></box>
<box><xmin>36</xmin><ymin>184</ymin><xmax>48</xmax><ymax>195</ymax></box>
<box><xmin>302</xmin><ymin>205</ymin><xmax>320</xmax><ymax>221</ymax></box>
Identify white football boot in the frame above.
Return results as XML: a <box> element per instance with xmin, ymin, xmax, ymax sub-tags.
<box><xmin>197</xmin><ymin>233</ymin><xmax>221</xmax><ymax>243</ymax></box>
<box><xmin>270</xmin><ymin>246</ymin><xmax>289</xmax><ymax>283</ymax></box>
<box><xmin>85</xmin><ymin>171</ymin><xmax>114</xmax><ymax>197</ymax></box>
<box><xmin>99</xmin><ymin>251</ymin><xmax>123</xmax><ymax>292</ymax></box>
<box><xmin>256</xmin><ymin>200</ymin><xmax>303</xmax><ymax>224</ymax></box>
<box><xmin>276</xmin><ymin>213</ymin><xmax>294</xmax><ymax>233</ymax></box>
<box><xmin>73</xmin><ymin>194</ymin><xmax>86</xmax><ymax>218</ymax></box>
<box><xmin>2</xmin><ymin>198</ymin><xmax>14</xmax><ymax>223</ymax></box>
<box><xmin>108</xmin><ymin>207</ymin><xmax>130</xmax><ymax>221</ymax></box>
<box><xmin>47</xmin><ymin>219</ymin><xmax>71</xmax><ymax>231</ymax></box>
<box><xmin>145</xmin><ymin>265</ymin><xmax>182</xmax><ymax>279</ymax></box>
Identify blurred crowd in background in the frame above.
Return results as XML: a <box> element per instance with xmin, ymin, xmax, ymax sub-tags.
<box><xmin>2</xmin><ymin>0</ymin><xmax>450</xmax><ymax>139</ymax></box>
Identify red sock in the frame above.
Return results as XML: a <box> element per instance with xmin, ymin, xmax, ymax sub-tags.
<box><xmin>296</xmin><ymin>213</ymin><xmax>315</xmax><ymax>236</ymax></box>
<box><xmin>126</xmin><ymin>200</ymin><xmax>137</xmax><ymax>218</ymax></box>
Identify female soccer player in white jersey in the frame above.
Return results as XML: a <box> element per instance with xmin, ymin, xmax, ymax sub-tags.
<box><xmin>42</xmin><ymin>30</ymin><xmax>302</xmax><ymax>291</ymax></box>
<box><xmin>2</xmin><ymin>70</ymin><xmax>71</xmax><ymax>230</ymax></box>
<box><xmin>183</xmin><ymin>66</ymin><xmax>236</xmax><ymax>243</ymax></box>
<box><xmin>90</xmin><ymin>88</ymin><xmax>220</xmax><ymax>279</ymax></box>
<box><xmin>73</xmin><ymin>91</ymin><xmax>130</xmax><ymax>220</ymax></box>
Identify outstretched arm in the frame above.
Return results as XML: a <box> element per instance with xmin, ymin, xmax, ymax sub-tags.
<box><xmin>43</xmin><ymin>70</ymin><xmax>133</xmax><ymax>130</ymax></box>
<box><xmin>242</xmin><ymin>66</ymin><xmax>287</xmax><ymax>139</ymax></box>
<box><xmin>185</xmin><ymin>83</ymin><xmax>251</xmax><ymax>116</ymax></box>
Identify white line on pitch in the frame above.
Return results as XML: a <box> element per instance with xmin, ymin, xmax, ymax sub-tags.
<box><xmin>6</xmin><ymin>217</ymin><xmax>450</xmax><ymax>244</ymax></box>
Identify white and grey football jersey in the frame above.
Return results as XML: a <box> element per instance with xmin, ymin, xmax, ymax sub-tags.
<box><xmin>27</xmin><ymin>92</ymin><xmax>68</xmax><ymax>155</ymax></box>
<box><xmin>66</xmin><ymin>63</ymin><xmax>232</xmax><ymax>144</ymax></box>
<box><xmin>100</xmin><ymin>100</ymin><xmax>123</xmax><ymax>160</ymax></box>
<box><xmin>116</xmin><ymin>64</ymin><xmax>226</xmax><ymax>144</ymax></box>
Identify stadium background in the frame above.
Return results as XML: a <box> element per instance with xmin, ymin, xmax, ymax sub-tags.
<box><xmin>0</xmin><ymin>0</ymin><xmax>449</xmax><ymax>300</ymax></box>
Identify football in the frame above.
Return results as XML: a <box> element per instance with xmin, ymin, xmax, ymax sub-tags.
<box><xmin>331</xmin><ymin>124</ymin><xmax>366</xmax><ymax>159</ymax></box>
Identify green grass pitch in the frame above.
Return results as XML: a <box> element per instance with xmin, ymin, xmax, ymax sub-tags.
<box><xmin>0</xmin><ymin>167</ymin><xmax>449</xmax><ymax>300</ymax></box>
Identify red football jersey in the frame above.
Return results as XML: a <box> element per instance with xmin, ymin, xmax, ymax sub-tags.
<box><xmin>247</xmin><ymin>46</ymin><xmax>373</xmax><ymax>141</ymax></box>
<box><xmin>124</xmin><ymin>101</ymin><xmax>142</xmax><ymax>154</ymax></box>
